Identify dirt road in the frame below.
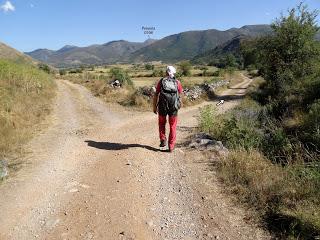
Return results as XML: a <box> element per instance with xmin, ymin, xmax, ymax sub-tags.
<box><xmin>0</xmin><ymin>75</ymin><xmax>270</xmax><ymax>239</ymax></box>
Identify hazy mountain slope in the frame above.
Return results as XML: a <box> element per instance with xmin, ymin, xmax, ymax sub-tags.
<box><xmin>0</xmin><ymin>42</ymin><xmax>37</xmax><ymax>64</ymax></box>
<box><xmin>26</xmin><ymin>39</ymin><xmax>157</xmax><ymax>68</ymax></box>
<box><xmin>192</xmin><ymin>30</ymin><xmax>320</xmax><ymax>65</ymax></box>
<box><xmin>26</xmin><ymin>25</ymin><xmax>275</xmax><ymax>66</ymax></box>
<box><xmin>129</xmin><ymin>25</ymin><xmax>272</xmax><ymax>62</ymax></box>
<box><xmin>191</xmin><ymin>35</ymin><xmax>247</xmax><ymax>64</ymax></box>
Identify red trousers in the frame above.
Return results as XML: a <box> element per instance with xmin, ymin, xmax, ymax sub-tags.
<box><xmin>158</xmin><ymin>115</ymin><xmax>178</xmax><ymax>149</ymax></box>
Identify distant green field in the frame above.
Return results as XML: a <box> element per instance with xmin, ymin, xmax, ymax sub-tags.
<box><xmin>132</xmin><ymin>77</ymin><xmax>159</xmax><ymax>87</ymax></box>
<box><xmin>62</xmin><ymin>63</ymin><xmax>219</xmax><ymax>88</ymax></box>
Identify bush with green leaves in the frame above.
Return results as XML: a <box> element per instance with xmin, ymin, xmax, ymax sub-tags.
<box><xmin>59</xmin><ymin>69</ymin><xmax>66</xmax><ymax>76</ymax></box>
<box><xmin>199</xmin><ymin>105</ymin><xmax>221</xmax><ymax>136</ymax></box>
<box><xmin>178</xmin><ymin>61</ymin><xmax>192</xmax><ymax>76</ymax></box>
<box><xmin>223</xmin><ymin>54</ymin><xmax>238</xmax><ymax>68</ymax></box>
<box><xmin>109</xmin><ymin>67</ymin><xmax>133</xmax><ymax>86</ymax></box>
<box><xmin>262</xmin><ymin>123</ymin><xmax>294</xmax><ymax>163</ymax></box>
<box><xmin>199</xmin><ymin>103</ymin><xmax>263</xmax><ymax>150</ymax></box>
<box><xmin>152</xmin><ymin>69</ymin><xmax>164</xmax><ymax>77</ymax></box>
<box><xmin>303</xmin><ymin>100</ymin><xmax>320</xmax><ymax>149</ymax></box>
<box><xmin>144</xmin><ymin>63</ymin><xmax>154</xmax><ymax>71</ymax></box>
<box><xmin>240</xmin><ymin>39</ymin><xmax>260</xmax><ymax>69</ymax></box>
<box><xmin>209</xmin><ymin>54</ymin><xmax>239</xmax><ymax>69</ymax></box>
<box><xmin>69</xmin><ymin>68</ymin><xmax>83</xmax><ymax>74</ymax></box>
<box><xmin>222</xmin><ymin>115</ymin><xmax>263</xmax><ymax>150</ymax></box>
<box><xmin>38</xmin><ymin>63</ymin><xmax>51</xmax><ymax>74</ymax></box>
<box><xmin>258</xmin><ymin>4</ymin><xmax>320</xmax><ymax>110</ymax></box>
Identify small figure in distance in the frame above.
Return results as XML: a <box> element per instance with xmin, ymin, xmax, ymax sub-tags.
<box><xmin>153</xmin><ymin>66</ymin><xmax>183</xmax><ymax>152</ymax></box>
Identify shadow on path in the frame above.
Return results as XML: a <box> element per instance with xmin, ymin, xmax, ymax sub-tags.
<box><xmin>215</xmin><ymin>94</ymin><xmax>246</xmax><ymax>101</ymax></box>
<box><xmin>85</xmin><ymin>140</ymin><xmax>159</xmax><ymax>152</ymax></box>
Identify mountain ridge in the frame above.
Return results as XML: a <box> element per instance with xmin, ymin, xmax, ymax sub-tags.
<box><xmin>26</xmin><ymin>39</ymin><xmax>157</xmax><ymax>68</ymax></box>
<box><xmin>26</xmin><ymin>25</ymin><xmax>274</xmax><ymax>67</ymax></box>
<box><xmin>128</xmin><ymin>24</ymin><xmax>272</xmax><ymax>63</ymax></box>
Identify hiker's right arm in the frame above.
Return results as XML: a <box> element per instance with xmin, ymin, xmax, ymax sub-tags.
<box><xmin>153</xmin><ymin>93</ymin><xmax>159</xmax><ymax>114</ymax></box>
<box><xmin>153</xmin><ymin>80</ymin><xmax>161</xmax><ymax>114</ymax></box>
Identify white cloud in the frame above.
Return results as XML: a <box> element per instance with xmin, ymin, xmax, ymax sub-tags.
<box><xmin>30</xmin><ymin>3</ymin><xmax>34</xmax><ymax>8</ymax></box>
<box><xmin>1</xmin><ymin>1</ymin><xmax>15</xmax><ymax>12</ymax></box>
<box><xmin>265</xmin><ymin>12</ymin><xmax>271</xmax><ymax>16</ymax></box>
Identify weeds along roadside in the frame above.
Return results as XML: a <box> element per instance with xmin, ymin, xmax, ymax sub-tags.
<box><xmin>198</xmin><ymin>95</ymin><xmax>320</xmax><ymax>239</ymax></box>
<box><xmin>0</xmin><ymin>60</ymin><xmax>56</xmax><ymax>167</ymax></box>
<box><xmin>197</xmin><ymin>4</ymin><xmax>320</xmax><ymax>238</ymax></box>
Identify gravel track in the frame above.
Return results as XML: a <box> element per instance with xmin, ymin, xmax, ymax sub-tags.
<box><xmin>0</xmin><ymin>75</ymin><xmax>270</xmax><ymax>240</ymax></box>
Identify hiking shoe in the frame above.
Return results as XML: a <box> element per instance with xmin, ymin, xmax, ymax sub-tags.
<box><xmin>159</xmin><ymin>140</ymin><xmax>167</xmax><ymax>148</ymax></box>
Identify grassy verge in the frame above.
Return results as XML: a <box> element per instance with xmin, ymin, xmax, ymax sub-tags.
<box><xmin>219</xmin><ymin>150</ymin><xmax>320</xmax><ymax>239</ymax></box>
<box><xmin>199</xmin><ymin>101</ymin><xmax>320</xmax><ymax>239</ymax></box>
<box><xmin>0</xmin><ymin>60</ymin><xmax>56</xmax><ymax>161</ymax></box>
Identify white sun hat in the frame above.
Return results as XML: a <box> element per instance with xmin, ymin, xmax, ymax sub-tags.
<box><xmin>166</xmin><ymin>66</ymin><xmax>176</xmax><ymax>78</ymax></box>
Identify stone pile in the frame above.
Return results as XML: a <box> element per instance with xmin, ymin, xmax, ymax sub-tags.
<box><xmin>183</xmin><ymin>80</ymin><xmax>229</xmax><ymax>101</ymax></box>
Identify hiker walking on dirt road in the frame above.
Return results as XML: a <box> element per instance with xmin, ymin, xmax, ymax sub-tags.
<box><xmin>153</xmin><ymin>66</ymin><xmax>183</xmax><ymax>152</ymax></box>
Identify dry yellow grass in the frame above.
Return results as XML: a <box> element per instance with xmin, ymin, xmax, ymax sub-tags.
<box><xmin>0</xmin><ymin>60</ymin><xmax>56</xmax><ymax>159</ymax></box>
<box><xmin>0</xmin><ymin>42</ymin><xmax>37</xmax><ymax>65</ymax></box>
<box><xmin>218</xmin><ymin>149</ymin><xmax>320</xmax><ymax>238</ymax></box>
<box><xmin>132</xmin><ymin>77</ymin><xmax>159</xmax><ymax>87</ymax></box>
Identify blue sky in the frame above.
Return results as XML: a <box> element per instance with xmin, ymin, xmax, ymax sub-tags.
<box><xmin>0</xmin><ymin>0</ymin><xmax>319</xmax><ymax>52</ymax></box>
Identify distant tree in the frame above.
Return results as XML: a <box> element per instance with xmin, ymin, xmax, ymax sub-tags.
<box><xmin>144</xmin><ymin>63</ymin><xmax>154</xmax><ymax>71</ymax></box>
<box><xmin>152</xmin><ymin>69</ymin><xmax>164</xmax><ymax>77</ymax></box>
<box><xmin>69</xmin><ymin>68</ymin><xmax>83</xmax><ymax>74</ymax></box>
<box><xmin>202</xmin><ymin>68</ymin><xmax>208</xmax><ymax>77</ymax></box>
<box><xmin>178</xmin><ymin>61</ymin><xmax>192</xmax><ymax>76</ymax></box>
<box><xmin>240</xmin><ymin>40</ymin><xmax>260</xmax><ymax>69</ymax></box>
<box><xmin>80</xmin><ymin>65</ymin><xmax>86</xmax><ymax>71</ymax></box>
<box><xmin>59</xmin><ymin>69</ymin><xmax>66</xmax><ymax>75</ymax></box>
<box><xmin>223</xmin><ymin>54</ymin><xmax>238</xmax><ymax>68</ymax></box>
<box><xmin>38</xmin><ymin>63</ymin><xmax>51</xmax><ymax>74</ymax></box>
<box><xmin>207</xmin><ymin>54</ymin><xmax>238</xmax><ymax>69</ymax></box>
<box><xmin>109</xmin><ymin>67</ymin><xmax>133</xmax><ymax>86</ymax></box>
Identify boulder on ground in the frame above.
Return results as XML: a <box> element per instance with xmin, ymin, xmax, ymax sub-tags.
<box><xmin>188</xmin><ymin>133</ymin><xmax>228</xmax><ymax>155</ymax></box>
